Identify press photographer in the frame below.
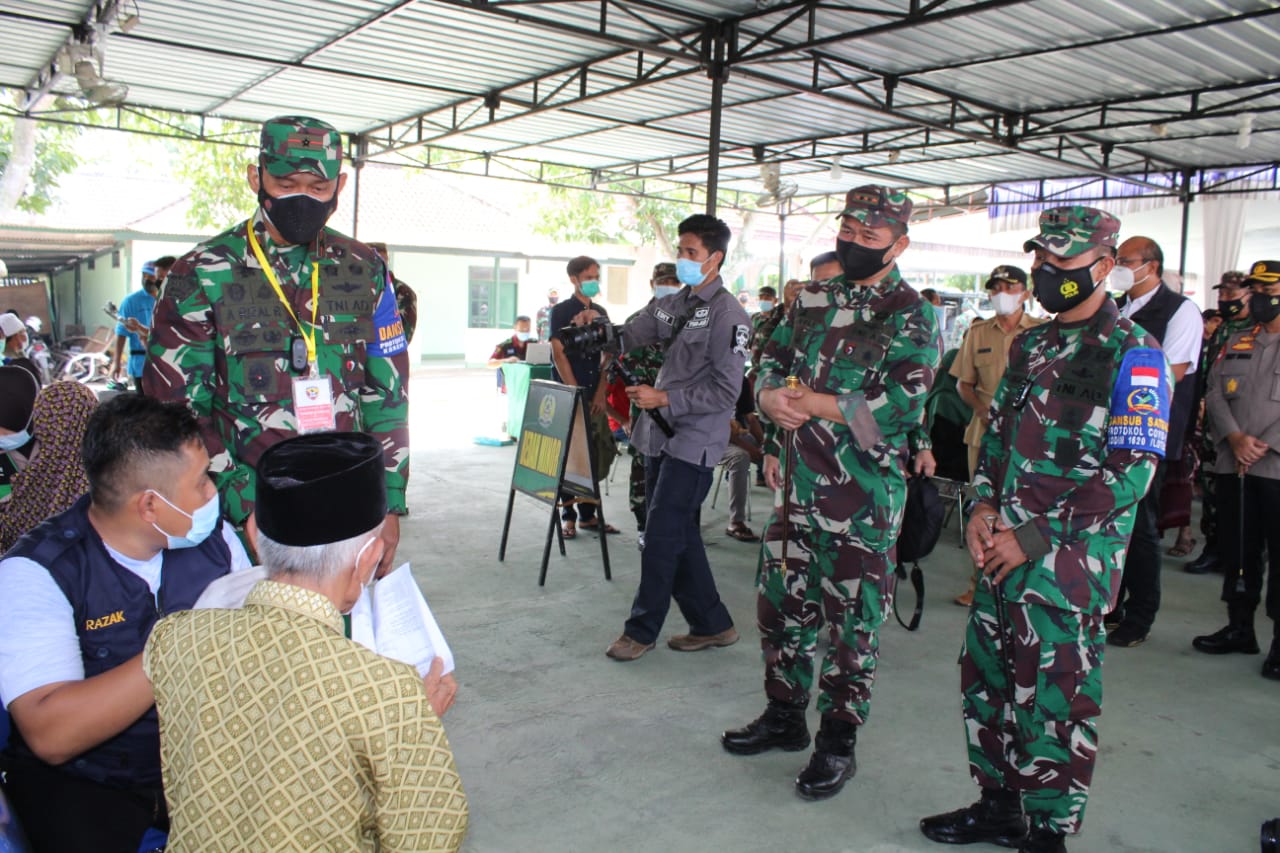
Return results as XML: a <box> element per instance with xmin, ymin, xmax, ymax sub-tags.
<box><xmin>566</xmin><ymin>214</ymin><xmax>751</xmax><ymax>663</ymax></box>
<box><xmin>549</xmin><ymin>256</ymin><xmax>618</xmax><ymax>538</ymax></box>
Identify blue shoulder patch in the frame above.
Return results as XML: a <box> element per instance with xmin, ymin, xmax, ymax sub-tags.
<box><xmin>1106</xmin><ymin>346</ymin><xmax>1169</xmax><ymax>457</ymax></box>
<box><xmin>366</xmin><ymin>273</ymin><xmax>408</xmax><ymax>358</ymax></box>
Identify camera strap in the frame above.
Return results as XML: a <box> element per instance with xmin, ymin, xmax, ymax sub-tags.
<box><xmin>666</xmin><ymin>286</ymin><xmax>731</xmax><ymax>348</ymax></box>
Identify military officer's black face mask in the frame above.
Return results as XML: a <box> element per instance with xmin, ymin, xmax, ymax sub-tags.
<box><xmin>257</xmin><ymin>169</ymin><xmax>338</xmax><ymax>246</ymax></box>
<box><xmin>836</xmin><ymin>238</ymin><xmax>894</xmax><ymax>282</ymax></box>
<box><xmin>1032</xmin><ymin>258</ymin><xmax>1102</xmax><ymax>314</ymax></box>
<box><xmin>1218</xmin><ymin>295</ymin><xmax>1247</xmax><ymax>319</ymax></box>
<box><xmin>1250</xmin><ymin>291</ymin><xmax>1280</xmax><ymax>325</ymax></box>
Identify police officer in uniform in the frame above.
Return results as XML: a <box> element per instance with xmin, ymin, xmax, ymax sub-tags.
<box><xmin>920</xmin><ymin>207</ymin><xmax>1168</xmax><ymax>853</ymax></box>
<box><xmin>1187</xmin><ymin>270</ymin><xmax>1253</xmax><ymax>574</ymax></box>
<box><xmin>1194</xmin><ymin>260</ymin><xmax>1280</xmax><ymax>679</ymax></box>
<box><xmin>144</xmin><ymin>116</ymin><xmax>410</xmax><ymax>571</ymax></box>
<box><xmin>722</xmin><ymin>186</ymin><xmax>941</xmax><ymax>801</ymax></box>
<box><xmin>573</xmin><ymin>215</ymin><xmax>750</xmax><ymax>662</ymax></box>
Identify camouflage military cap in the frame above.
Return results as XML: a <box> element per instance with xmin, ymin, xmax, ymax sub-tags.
<box><xmin>1213</xmin><ymin>270</ymin><xmax>1247</xmax><ymax>289</ymax></box>
<box><xmin>985</xmin><ymin>264</ymin><xmax>1027</xmax><ymax>290</ymax></box>
<box><xmin>260</xmin><ymin>116</ymin><xmax>343</xmax><ymax>180</ymax></box>
<box><xmin>1022</xmin><ymin>205</ymin><xmax>1120</xmax><ymax>257</ymax></box>
<box><xmin>837</xmin><ymin>184</ymin><xmax>913</xmax><ymax>230</ymax></box>
<box><xmin>1243</xmin><ymin>260</ymin><xmax>1280</xmax><ymax>287</ymax></box>
<box><xmin>652</xmin><ymin>262</ymin><xmax>677</xmax><ymax>281</ymax></box>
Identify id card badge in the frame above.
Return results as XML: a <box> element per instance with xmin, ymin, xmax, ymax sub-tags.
<box><xmin>292</xmin><ymin>374</ymin><xmax>337</xmax><ymax>433</ymax></box>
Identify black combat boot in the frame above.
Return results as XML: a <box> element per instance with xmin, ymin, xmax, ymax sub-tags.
<box><xmin>1262</xmin><ymin>627</ymin><xmax>1280</xmax><ymax>681</ymax></box>
<box><xmin>920</xmin><ymin>787</ymin><xmax>1027</xmax><ymax>847</ymax></box>
<box><xmin>1184</xmin><ymin>544</ymin><xmax>1220</xmax><ymax>574</ymax></box>
<box><xmin>1019</xmin><ymin>827</ymin><xmax>1067</xmax><ymax>852</ymax></box>
<box><xmin>721</xmin><ymin>700</ymin><xmax>810</xmax><ymax>755</ymax></box>
<box><xmin>793</xmin><ymin>716</ymin><xmax>856</xmax><ymax>800</ymax></box>
<box><xmin>1192</xmin><ymin>603</ymin><xmax>1260</xmax><ymax>654</ymax></box>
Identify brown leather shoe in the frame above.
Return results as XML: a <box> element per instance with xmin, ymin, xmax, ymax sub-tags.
<box><xmin>606</xmin><ymin>634</ymin><xmax>655</xmax><ymax>661</ymax></box>
<box><xmin>725</xmin><ymin>522</ymin><xmax>760</xmax><ymax>542</ymax></box>
<box><xmin>667</xmin><ymin>627</ymin><xmax>739</xmax><ymax>652</ymax></box>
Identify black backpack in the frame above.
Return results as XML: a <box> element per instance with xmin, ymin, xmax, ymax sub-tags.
<box><xmin>893</xmin><ymin>474</ymin><xmax>944</xmax><ymax>631</ymax></box>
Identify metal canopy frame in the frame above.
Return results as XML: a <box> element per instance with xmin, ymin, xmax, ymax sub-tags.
<box><xmin>2</xmin><ymin>0</ymin><xmax>1279</xmax><ymax>216</ymax></box>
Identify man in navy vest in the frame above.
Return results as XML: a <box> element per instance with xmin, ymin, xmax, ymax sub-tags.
<box><xmin>0</xmin><ymin>393</ymin><xmax>250</xmax><ymax>852</ymax></box>
<box><xmin>1106</xmin><ymin>236</ymin><xmax>1203</xmax><ymax>646</ymax></box>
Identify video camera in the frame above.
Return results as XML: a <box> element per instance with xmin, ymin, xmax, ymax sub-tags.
<box><xmin>557</xmin><ymin>319</ymin><xmax>622</xmax><ymax>356</ymax></box>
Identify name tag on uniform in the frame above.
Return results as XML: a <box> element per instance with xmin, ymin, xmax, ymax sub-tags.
<box><xmin>292</xmin><ymin>376</ymin><xmax>337</xmax><ymax>433</ymax></box>
<box><xmin>686</xmin><ymin>306</ymin><xmax>711</xmax><ymax>330</ymax></box>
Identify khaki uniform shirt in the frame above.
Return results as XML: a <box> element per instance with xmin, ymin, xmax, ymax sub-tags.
<box><xmin>1206</xmin><ymin>325</ymin><xmax>1280</xmax><ymax>480</ymax></box>
<box><xmin>144</xmin><ymin>580</ymin><xmax>468</xmax><ymax>853</ymax></box>
<box><xmin>950</xmin><ymin>311</ymin><xmax>1046</xmax><ymax>448</ymax></box>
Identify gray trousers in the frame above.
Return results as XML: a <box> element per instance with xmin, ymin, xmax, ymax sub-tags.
<box><xmin>720</xmin><ymin>438</ymin><xmax>757</xmax><ymax>525</ymax></box>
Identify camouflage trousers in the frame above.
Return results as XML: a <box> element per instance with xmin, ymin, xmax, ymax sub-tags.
<box><xmin>1198</xmin><ymin>432</ymin><xmax>1218</xmax><ymax>545</ymax></box>
<box><xmin>757</xmin><ymin>520</ymin><xmax>895</xmax><ymax>725</ymax></box>
<box><xmin>628</xmin><ymin>446</ymin><xmax>647</xmax><ymax>529</ymax></box>
<box><xmin>962</xmin><ymin>584</ymin><xmax>1105</xmax><ymax>835</ymax></box>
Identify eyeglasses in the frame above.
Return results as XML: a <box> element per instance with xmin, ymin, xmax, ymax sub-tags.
<box><xmin>1116</xmin><ymin>256</ymin><xmax>1154</xmax><ymax>268</ymax></box>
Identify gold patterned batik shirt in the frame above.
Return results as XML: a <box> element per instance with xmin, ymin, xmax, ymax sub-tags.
<box><xmin>143</xmin><ymin>579</ymin><xmax>468</xmax><ymax>852</ymax></box>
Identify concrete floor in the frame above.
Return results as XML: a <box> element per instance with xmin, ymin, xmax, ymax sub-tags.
<box><xmin>403</xmin><ymin>364</ymin><xmax>1279</xmax><ymax>853</ymax></box>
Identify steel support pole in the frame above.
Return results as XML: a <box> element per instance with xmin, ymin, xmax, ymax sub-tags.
<box><xmin>778</xmin><ymin>206</ymin><xmax>787</xmax><ymax>282</ymax></box>
<box><xmin>705</xmin><ymin>71</ymin><xmax>724</xmax><ymax>216</ymax></box>
<box><xmin>1177</xmin><ymin>169</ymin><xmax>1193</xmax><ymax>282</ymax></box>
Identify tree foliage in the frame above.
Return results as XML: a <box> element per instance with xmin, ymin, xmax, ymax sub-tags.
<box><xmin>0</xmin><ymin>92</ymin><xmax>84</xmax><ymax>216</ymax></box>
<box><xmin>527</xmin><ymin>167</ymin><xmax>696</xmax><ymax>258</ymax></box>
<box><xmin>1</xmin><ymin>90</ymin><xmax>257</xmax><ymax>227</ymax></box>
<box><xmin>172</xmin><ymin>133</ymin><xmax>255</xmax><ymax>230</ymax></box>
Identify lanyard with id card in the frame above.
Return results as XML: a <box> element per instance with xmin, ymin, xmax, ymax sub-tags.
<box><xmin>246</xmin><ymin>222</ymin><xmax>337</xmax><ymax>433</ymax></box>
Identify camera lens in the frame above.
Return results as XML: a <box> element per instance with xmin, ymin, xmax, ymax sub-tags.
<box><xmin>1262</xmin><ymin>818</ymin><xmax>1280</xmax><ymax>853</ymax></box>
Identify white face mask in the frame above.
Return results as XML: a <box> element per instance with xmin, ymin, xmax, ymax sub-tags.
<box><xmin>359</xmin><ymin>535</ymin><xmax>381</xmax><ymax>586</ymax></box>
<box><xmin>150</xmin><ymin>490</ymin><xmax>219</xmax><ymax>549</ymax></box>
<box><xmin>991</xmin><ymin>291</ymin><xmax>1024</xmax><ymax>316</ymax></box>
<box><xmin>1110</xmin><ymin>265</ymin><xmax>1136</xmax><ymax>293</ymax></box>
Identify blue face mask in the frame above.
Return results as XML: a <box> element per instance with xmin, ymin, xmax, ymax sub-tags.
<box><xmin>654</xmin><ymin>284</ymin><xmax>681</xmax><ymax>299</ymax></box>
<box><xmin>758</xmin><ymin>300</ymin><xmax>775</xmax><ymax>313</ymax></box>
<box><xmin>676</xmin><ymin>258</ymin><xmax>707</xmax><ymax>287</ymax></box>
<box><xmin>0</xmin><ymin>429</ymin><xmax>30</xmax><ymax>451</ymax></box>
<box><xmin>151</xmin><ymin>490</ymin><xmax>220</xmax><ymax>549</ymax></box>
<box><xmin>517</xmin><ymin>331</ymin><xmax>535</xmax><ymax>342</ymax></box>
<box><xmin>580</xmin><ymin>280</ymin><xmax>601</xmax><ymax>298</ymax></box>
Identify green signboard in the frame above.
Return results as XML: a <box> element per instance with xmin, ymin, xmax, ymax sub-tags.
<box><xmin>501</xmin><ymin>379</ymin><xmax>611</xmax><ymax>586</ymax></box>
<box><xmin>511</xmin><ymin>380</ymin><xmax>574</xmax><ymax>503</ymax></box>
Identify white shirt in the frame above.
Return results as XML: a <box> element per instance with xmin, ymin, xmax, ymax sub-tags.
<box><xmin>1120</xmin><ymin>285</ymin><xmax>1203</xmax><ymax>375</ymax></box>
<box><xmin>0</xmin><ymin>521</ymin><xmax>250</xmax><ymax>708</ymax></box>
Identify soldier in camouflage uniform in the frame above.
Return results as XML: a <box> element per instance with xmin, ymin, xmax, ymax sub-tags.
<box><xmin>144</xmin><ymin>116</ymin><xmax>410</xmax><ymax>571</ymax></box>
<box><xmin>1186</xmin><ymin>270</ymin><xmax>1252</xmax><ymax>574</ymax></box>
<box><xmin>722</xmin><ymin>185</ymin><xmax>941</xmax><ymax>801</ymax></box>
<box><xmin>611</xmin><ymin>262</ymin><xmax>674</xmax><ymax>533</ymax></box>
<box><xmin>920</xmin><ymin>207</ymin><xmax>1169</xmax><ymax>853</ymax></box>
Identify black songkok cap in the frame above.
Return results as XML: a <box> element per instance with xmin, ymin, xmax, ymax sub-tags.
<box><xmin>255</xmin><ymin>432</ymin><xmax>386</xmax><ymax>546</ymax></box>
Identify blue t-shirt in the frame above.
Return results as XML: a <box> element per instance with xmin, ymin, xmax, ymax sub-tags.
<box><xmin>115</xmin><ymin>288</ymin><xmax>156</xmax><ymax>377</ymax></box>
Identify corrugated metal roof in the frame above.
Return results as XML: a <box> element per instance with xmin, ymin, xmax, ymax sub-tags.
<box><xmin>3</xmin><ymin>0</ymin><xmax>1277</xmax><ymax>206</ymax></box>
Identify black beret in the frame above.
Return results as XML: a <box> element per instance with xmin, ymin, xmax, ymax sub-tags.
<box><xmin>255</xmin><ymin>432</ymin><xmax>386</xmax><ymax>546</ymax></box>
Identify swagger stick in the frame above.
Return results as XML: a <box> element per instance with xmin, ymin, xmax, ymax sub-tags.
<box><xmin>985</xmin><ymin>513</ymin><xmax>1025</xmax><ymax>810</ymax></box>
<box><xmin>780</xmin><ymin>375</ymin><xmax>800</xmax><ymax>571</ymax></box>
